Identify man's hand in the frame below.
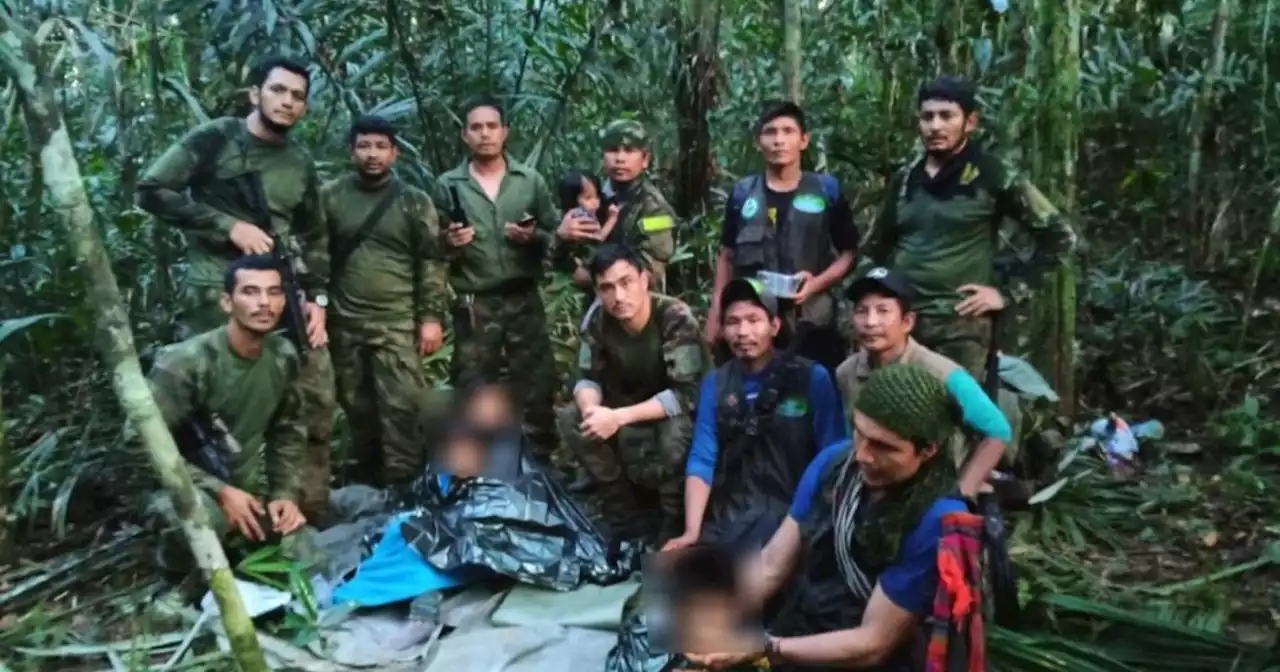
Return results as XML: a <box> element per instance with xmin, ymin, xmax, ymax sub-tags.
<box><xmin>791</xmin><ymin>270</ymin><xmax>817</xmax><ymax>304</ymax></box>
<box><xmin>445</xmin><ymin>224</ymin><xmax>476</xmax><ymax>248</ymax></box>
<box><xmin>580</xmin><ymin>405</ymin><xmax>623</xmax><ymax>441</ymax></box>
<box><xmin>556</xmin><ymin>211</ymin><xmax>602</xmax><ymax>243</ymax></box>
<box><xmin>305</xmin><ymin>302</ymin><xmax>328</xmax><ymax>348</ymax></box>
<box><xmin>504</xmin><ymin>221</ymin><xmax>535</xmax><ymax>244</ymax></box>
<box><xmin>955</xmin><ymin>283</ymin><xmax>1006</xmax><ymax>317</ymax></box>
<box><xmin>418</xmin><ymin>321</ymin><xmax>444</xmax><ymax>356</ymax></box>
<box><xmin>661</xmin><ymin>531</ymin><xmax>699</xmax><ymax>552</ymax></box>
<box><xmin>217</xmin><ymin>486</ymin><xmax>267</xmax><ymax>542</ymax></box>
<box><xmin>267</xmin><ymin>499</ymin><xmax>307</xmax><ymax>535</ymax></box>
<box><xmin>229</xmin><ymin>221</ymin><xmax>274</xmax><ymax>255</ymax></box>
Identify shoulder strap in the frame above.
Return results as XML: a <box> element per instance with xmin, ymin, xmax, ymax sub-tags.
<box><xmin>190</xmin><ymin>121</ymin><xmax>236</xmax><ymax>187</ymax></box>
<box><xmin>331</xmin><ymin>182</ymin><xmax>402</xmax><ymax>276</ymax></box>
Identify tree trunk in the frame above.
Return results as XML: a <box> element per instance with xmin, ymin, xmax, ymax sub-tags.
<box><xmin>672</xmin><ymin>0</ymin><xmax>722</xmax><ymax>217</ymax></box>
<box><xmin>0</xmin><ymin>19</ymin><xmax>269</xmax><ymax>672</ymax></box>
<box><xmin>1028</xmin><ymin>0</ymin><xmax>1081</xmax><ymax>415</ymax></box>
<box><xmin>0</xmin><ymin>363</ymin><xmax>10</xmax><ymax>565</ymax></box>
<box><xmin>1185</xmin><ymin>0</ymin><xmax>1232</xmax><ymax>266</ymax></box>
<box><xmin>781</xmin><ymin>0</ymin><xmax>802</xmax><ymax>104</ymax></box>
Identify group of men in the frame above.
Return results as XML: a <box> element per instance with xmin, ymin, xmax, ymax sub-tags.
<box><xmin>136</xmin><ymin>51</ymin><xmax>1077</xmax><ymax>670</ymax></box>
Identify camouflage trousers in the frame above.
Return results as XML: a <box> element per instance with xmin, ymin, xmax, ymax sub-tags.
<box><xmin>330</xmin><ymin>318</ymin><xmax>428</xmax><ymax>488</ymax></box>
<box><xmin>177</xmin><ymin>284</ymin><xmax>337</xmax><ymax>522</ymax></box>
<box><xmin>450</xmin><ymin>287</ymin><xmax>559</xmax><ymax>466</ymax></box>
<box><xmin>556</xmin><ymin>404</ymin><xmax>690</xmax><ymax>544</ymax></box>
<box><xmin>146</xmin><ymin>489</ymin><xmax>323</xmax><ymax>575</ymax></box>
<box><xmin>913</xmin><ymin>313</ymin><xmax>994</xmax><ymax>382</ymax></box>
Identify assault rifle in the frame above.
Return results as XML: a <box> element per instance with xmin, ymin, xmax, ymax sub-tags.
<box><xmin>235</xmin><ymin>172</ymin><xmax>310</xmax><ymax>350</ymax></box>
<box><xmin>171</xmin><ymin>409</ymin><xmax>238</xmax><ymax>484</ymax></box>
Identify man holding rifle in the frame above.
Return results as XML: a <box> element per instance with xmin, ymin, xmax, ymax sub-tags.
<box><xmin>137</xmin><ymin>55</ymin><xmax>336</xmax><ymax>523</ymax></box>
<box><xmin>145</xmin><ymin>255</ymin><xmax>316</xmax><ymax>569</ymax></box>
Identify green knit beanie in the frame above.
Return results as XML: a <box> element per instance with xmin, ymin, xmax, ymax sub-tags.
<box><xmin>853</xmin><ymin>363</ymin><xmax>955</xmax><ymax>447</ymax></box>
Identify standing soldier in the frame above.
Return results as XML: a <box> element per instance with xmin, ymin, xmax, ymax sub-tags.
<box><xmin>433</xmin><ymin>96</ymin><xmax>569</xmax><ymax>468</ymax></box>
<box><xmin>136</xmin><ymin>55</ymin><xmax>337</xmax><ymax>522</ymax></box>
<box><xmin>556</xmin><ymin>119</ymin><xmax>679</xmax><ymax>294</ymax></box>
<box><xmin>322</xmin><ymin>116</ymin><xmax>449</xmax><ymax>488</ymax></box>
<box><xmin>862</xmin><ymin>75</ymin><xmax>1078</xmax><ymax>380</ymax></box>
<box><xmin>705</xmin><ymin>101</ymin><xmax>860</xmax><ymax>375</ymax></box>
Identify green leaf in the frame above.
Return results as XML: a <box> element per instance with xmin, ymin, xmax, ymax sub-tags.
<box><xmin>0</xmin><ymin>313</ymin><xmax>65</xmax><ymax>346</ymax></box>
<box><xmin>161</xmin><ymin>77</ymin><xmax>211</xmax><ymax>124</ymax></box>
<box><xmin>1029</xmin><ymin>477</ymin><xmax>1070</xmax><ymax>505</ymax></box>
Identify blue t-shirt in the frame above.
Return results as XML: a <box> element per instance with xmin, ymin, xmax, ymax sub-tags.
<box><xmin>787</xmin><ymin>441</ymin><xmax>967</xmax><ymax>615</ymax></box>
<box><xmin>685</xmin><ymin>362</ymin><xmax>849</xmax><ymax>484</ymax></box>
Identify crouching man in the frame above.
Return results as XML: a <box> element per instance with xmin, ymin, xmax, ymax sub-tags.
<box><xmin>147</xmin><ymin>254</ymin><xmax>318</xmax><ymax>570</ymax></box>
<box><xmin>685</xmin><ymin>364</ymin><xmax>985</xmax><ymax>671</ymax></box>
<box><xmin>666</xmin><ymin>278</ymin><xmax>846</xmax><ymax>554</ymax></box>
<box><xmin>556</xmin><ymin>244</ymin><xmax>709</xmax><ymax>545</ymax></box>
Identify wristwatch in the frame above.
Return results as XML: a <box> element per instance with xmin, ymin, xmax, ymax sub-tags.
<box><xmin>312</xmin><ymin>293</ymin><xmax>329</xmax><ymax>308</ymax></box>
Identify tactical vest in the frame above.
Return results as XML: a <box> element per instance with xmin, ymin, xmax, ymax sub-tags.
<box><xmin>731</xmin><ymin>172</ymin><xmax>835</xmax><ymax>277</ymax></box>
<box><xmin>603</xmin><ymin>178</ymin><xmax>674</xmax><ymax>292</ymax></box>
<box><xmin>708</xmin><ymin>355</ymin><xmax>817</xmax><ymax>525</ymax></box>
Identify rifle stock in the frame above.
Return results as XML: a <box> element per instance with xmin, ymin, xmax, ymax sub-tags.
<box><xmin>172</xmin><ymin>411</ymin><xmax>237</xmax><ymax>483</ymax></box>
<box><xmin>236</xmin><ymin>172</ymin><xmax>310</xmax><ymax>349</ymax></box>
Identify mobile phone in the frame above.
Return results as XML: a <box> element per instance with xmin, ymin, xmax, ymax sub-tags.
<box><xmin>517</xmin><ymin>215</ymin><xmax>537</xmax><ymax>228</ymax></box>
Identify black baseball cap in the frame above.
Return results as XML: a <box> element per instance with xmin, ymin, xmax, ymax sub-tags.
<box><xmin>720</xmin><ymin>278</ymin><xmax>779</xmax><ymax>320</ymax></box>
<box><xmin>846</xmin><ymin>266</ymin><xmax>917</xmax><ymax>308</ymax></box>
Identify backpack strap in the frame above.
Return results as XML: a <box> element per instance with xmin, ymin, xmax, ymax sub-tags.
<box><xmin>189</xmin><ymin>121</ymin><xmax>236</xmax><ymax>187</ymax></box>
<box><xmin>330</xmin><ymin>182</ymin><xmax>403</xmax><ymax>278</ymax></box>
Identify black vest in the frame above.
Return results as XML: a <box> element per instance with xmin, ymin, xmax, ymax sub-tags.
<box><xmin>731</xmin><ymin>172</ymin><xmax>835</xmax><ymax>276</ymax></box>
<box><xmin>706</xmin><ymin>355</ymin><xmax>818</xmax><ymax>541</ymax></box>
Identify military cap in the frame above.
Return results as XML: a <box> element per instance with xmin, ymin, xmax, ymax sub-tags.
<box><xmin>600</xmin><ymin>119</ymin><xmax>650</xmax><ymax>150</ymax></box>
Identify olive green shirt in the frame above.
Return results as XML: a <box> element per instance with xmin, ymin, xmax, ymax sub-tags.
<box><xmin>321</xmin><ymin>175</ymin><xmax>450</xmax><ymax>325</ymax></box>
<box><xmin>865</xmin><ymin>146</ymin><xmax>1078</xmax><ymax>317</ymax></box>
<box><xmin>431</xmin><ymin>155</ymin><xmax>560</xmax><ymax>294</ymax></box>
<box><xmin>147</xmin><ymin>326</ymin><xmax>306</xmax><ymax>502</ymax></box>
<box><xmin>137</xmin><ymin>117</ymin><xmax>326</xmax><ymax>294</ymax></box>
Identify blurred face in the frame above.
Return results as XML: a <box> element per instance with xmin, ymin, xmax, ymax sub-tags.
<box><xmin>350</xmin><ymin>132</ymin><xmax>398</xmax><ymax>179</ymax></box>
<box><xmin>755</xmin><ymin>115</ymin><xmax>809</xmax><ymax>168</ymax></box>
<box><xmin>603</xmin><ymin>146</ymin><xmax>650</xmax><ymax>184</ymax></box>
<box><xmin>594</xmin><ymin>260</ymin><xmax>650</xmax><ymax>323</ymax></box>
<box><xmin>444</xmin><ymin>435</ymin><xmax>487</xmax><ymax>478</ymax></box>
<box><xmin>917</xmin><ymin>99</ymin><xmax>976</xmax><ymax>157</ymax></box>
<box><xmin>249</xmin><ymin>67</ymin><xmax>308</xmax><ymax>133</ymax></box>
<box><xmin>675</xmin><ymin>591</ymin><xmax>749</xmax><ymax>654</ymax></box>
<box><xmin>465</xmin><ymin>385</ymin><xmax>515</xmax><ymax>432</ymax></box>
<box><xmin>852</xmin><ymin>411</ymin><xmax>937</xmax><ymax>489</ymax></box>
<box><xmin>852</xmin><ymin>293</ymin><xmax>914</xmax><ymax>354</ymax></box>
<box><xmin>576</xmin><ymin>178</ymin><xmax>601</xmax><ymax>213</ymax></box>
<box><xmin>221</xmin><ymin>269</ymin><xmax>285</xmax><ymax>335</ymax></box>
<box><xmin>723</xmin><ymin>300</ymin><xmax>779</xmax><ymax>361</ymax></box>
<box><xmin>462</xmin><ymin>105</ymin><xmax>508</xmax><ymax>160</ymax></box>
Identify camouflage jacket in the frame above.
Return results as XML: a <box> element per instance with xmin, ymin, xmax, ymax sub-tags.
<box><xmin>321</xmin><ymin>175</ymin><xmax>450</xmax><ymax>325</ymax></box>
<box><xmin>576</xmin><ymin>293</ymin><xmax>708</xmax><ymax>412</ymax></box>
<box><xmin>863</xmin><ymin>143</ymin><xmax>1079</xmax><ymax>317</ymax></box>
<box><xmin>136</xmin><ymin>117</ymin><xmax>326</xmax><ymax>295</ymax></box>
<box><xmin>147</xmin><ymin>326</ymin><xmax>306</xmax><ymax>502</ymax></box>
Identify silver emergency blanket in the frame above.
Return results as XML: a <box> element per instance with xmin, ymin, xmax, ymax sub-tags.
<box><xmin>398</xmin><ymin>447</ymin><xmax>640</xmax><ymax>592</ymax></box>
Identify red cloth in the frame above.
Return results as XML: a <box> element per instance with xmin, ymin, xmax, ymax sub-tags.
<box><xmin>924</xmin><ymin>512</ymin><xmax>987</xmax><ymax>672</ymax></box>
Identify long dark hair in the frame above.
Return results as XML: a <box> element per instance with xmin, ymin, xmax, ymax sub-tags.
<box><xmin>557</xmin><ymin>169</ymin><xmax>602</xmax><ymax>212</ymax></box>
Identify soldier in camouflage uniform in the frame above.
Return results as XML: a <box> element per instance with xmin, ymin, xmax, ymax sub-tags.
<box><xmin>146</xmin><ymin>255</ymin><xmax>317</xmax><ymax>569</ymax></box>
<box><xmin>862</xmin><ymin>76</ymin><xmax>1079</xmax><ymax>380</ymax></box>
<box><xmin>433</xmin><ymin>96</ymin><xmax>573</xmax><ymax>468</ymax></box>
<box><xmin>137</xmin><ymin>55</ymin><xmax>337</xmax><ymax>523</ymax></box>
<box><xmin>323</xmin><ymin>116</ymin><xmax>450</xmax><ymax>489</ymax></box>
<box><xmin>555</xmin><ymin>119</ymin><xmax>679</xmax><ymax>294</ymax></box>
<box><xmin>556</xmin><ymin>244</ymin><xmax>708</xmax><ymax>544</ymax></box>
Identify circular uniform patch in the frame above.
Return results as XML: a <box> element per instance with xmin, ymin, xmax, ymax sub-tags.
<box><xmin>741</xmin><ymin>197</ymin><xmax>760</xmax><ymax>219</ymax></box>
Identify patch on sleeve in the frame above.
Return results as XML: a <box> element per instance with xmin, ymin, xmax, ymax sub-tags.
<box><xmin>667</xmin><ymin>344</ymin><xmax>706</xmax><ymax>379</ymax></box>
<box><xmin>641</xmin><ymin>214</ymin><xmax>675</xmax><ymax>233</ymax></box>
<box><xmin>576</xmin><ymin>341</ymin><xmax>593</xmax><ymax>371</ymax></box>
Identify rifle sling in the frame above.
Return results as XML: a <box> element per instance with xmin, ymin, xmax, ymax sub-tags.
<box><xmin>331</xmin><ymin>182</ymin><xmax>403</xmax><ymax>277</ymax></box>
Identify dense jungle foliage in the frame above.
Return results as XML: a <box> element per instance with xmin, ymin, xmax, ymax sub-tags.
<box><xmin>0</xmin><ymin>0</ymin><xmax>1278</xmax><ymax>670</ymax></box>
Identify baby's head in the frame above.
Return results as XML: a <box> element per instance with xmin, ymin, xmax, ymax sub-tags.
<box><xmin>557</xmin><ymin>169</ymin><xmax>602</xmax><ymax>215</ymax></box>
